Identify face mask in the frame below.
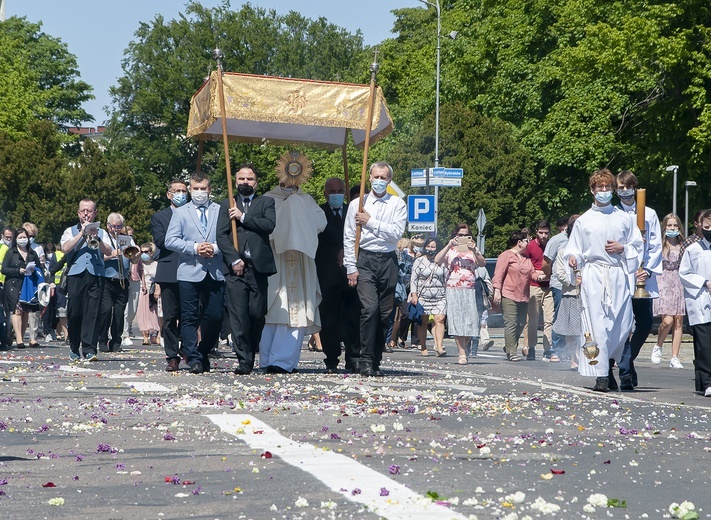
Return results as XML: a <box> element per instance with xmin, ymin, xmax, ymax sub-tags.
<box><xmin>426</xmin><ymin>250</ymin><xmax>436</xmax><ymax>257</ymax></box>
<box><xmin>2</xmin><ymin>238</ymin><xmax>11</xmax><ymax>247</ymax></box>
<box><xmin>140</xmin><ymin>253</ymin><xmax>151</xmax><ymax>262</ymax></box>
<box><xmin>16</xmin><ymin>238</ymin><xmax>29</xmax><ymax>247</ymax></box>
<box><xmin>617</xmin><ymin>188</ymin><xmax>635</xmax><ymax>200</ymax></box>
<box><xmin>237</xmin><ymin>184</ymin><xmax>255</xmax><ymax>197</ymax></box>
<box><xmin>328</xmin><ymin>193</ymin><xmax>344</xmax><ymax>209</ymax></box>
<box><xmin>191</xmin><ymin>190</ymin><xmax>209</xmax><ymax>206</ymax></box>
<box><xmin>413</xmin><ymin>247</ymin><xmax>424</xmax><ymax>254</ymax></box>
<box><xmin>665</xmin><ymin>230</ymin><xmax>680</xmax><ymax>238</ymax></box>
<box><xmin>172</xmin><ymin>192</ymin><xmax>187</xmax><ymax>207</ymax></box>
<box><xmin>371</xmin><ymin>179</ymin><xmax>388</xmax><ymax>194</ymax></box>
<box><xmin>29</xmin><ymin>237</ymin><xmax>35</xmax><ymax>244</ymax></box>
<box><xmin>702</xmin><ymin>229</ymin><xmax>711</xmax><ymax>242</ymax></box>
<box><xmin>594</xmin><ymin>190</ymin><xmax>613</xmax><ymax>204</ymax></box>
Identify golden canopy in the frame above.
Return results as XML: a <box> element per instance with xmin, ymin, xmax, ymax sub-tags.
<box><xmin>187</xmin><ymin>71</ymin><xmax>393</xmax><ymax>148</ymax></box>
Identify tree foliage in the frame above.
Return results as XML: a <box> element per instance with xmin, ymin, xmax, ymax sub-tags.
<box><xmin>0</xmin><ymin>123</ymin><xmax>150</xmax><ymax>244</ymax></box>
<box><xmin>0</xmin><ymin>17</ymin><xmax>94</xmax><ymax>126</ymax></box>
<box><xmin>106</xmin><ymin>0</ymin><xmax>367</xmax><ymax>209</ymax></box>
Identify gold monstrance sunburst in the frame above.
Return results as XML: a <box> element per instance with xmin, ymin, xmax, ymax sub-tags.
<box><xmin>276</xmin><ymin>151</ymin><xmax>313</xmax><ymax>187</ymax></box>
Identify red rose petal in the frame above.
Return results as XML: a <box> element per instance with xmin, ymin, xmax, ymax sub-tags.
<box><xmin>261</xmin><ymin>451</ymin><xmax>273</xmax><ymax>459</ymax></box>
<box><xmin>42</xmin><ymin>482</ymin><xmax>56</xmax><ymax>487</ymax></box>
<box><xmin>550</xmin><ymin>469</ymin><xmax>565</xmax><ymax>475</ymax></box>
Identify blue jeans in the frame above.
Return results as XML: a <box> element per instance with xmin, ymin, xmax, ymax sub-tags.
<box><xmin>550</xmin><ymin>287</ymin><xmax>563</xmax><ymax>357</ymax></box>
<box><xmin>179</xmin><ymin>276</ymin><xmax>225</xmax><ymax>366</ymax></box>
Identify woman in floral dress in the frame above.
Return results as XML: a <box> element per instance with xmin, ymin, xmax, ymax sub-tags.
<box><xmin>434</xmin><ymin>224</ymin><xmax>486</xmax><ymax>364</ymax></box>
<box><xmin>651</xmin><ymin>214</ymin><xmax>686</xmax><ymax>368</ymax></box>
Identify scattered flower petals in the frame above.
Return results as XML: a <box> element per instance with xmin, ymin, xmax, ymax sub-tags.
<box><xmin>42</xmin><ymin>482</ymin><xmax>56</xmax><ymax>488</ymax></box>
<box><xmin>261</xmin><ymin>451</ymin><xmax>272</xmax><ymax>459</ymax></box>
<box><xmin>47</xmin><ymin>497</ymin><xmax>65</xmax><ymax>506</ymax></box>
<box><xmin>295</xmin><ymin>496</ymin><xmax>309</xmax><ymax>507</ymax></box>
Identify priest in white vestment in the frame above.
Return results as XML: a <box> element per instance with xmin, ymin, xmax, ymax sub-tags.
<box><xmin>259</xmin><ymin>153</ymin><xmax>327</xmax><ymax>373</ymax></box>
<box><xmin>563</xmin><ymin>169</ymin><xmax>643</xmax><ymax>392</ymax></box>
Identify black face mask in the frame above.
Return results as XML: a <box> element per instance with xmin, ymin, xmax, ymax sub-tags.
<box><xmin>702</xmin><ymin>229</ymin><xmax>711</xmax><ymax>242</ymax></box>
<box><xmin>237</xmin><ymin>184</ymin><xmax>255</xmax><ymax>196</ymax></box>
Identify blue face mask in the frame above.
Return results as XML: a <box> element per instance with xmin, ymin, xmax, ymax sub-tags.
<box><xmin>172</xmin><ymin>192</ymin><xmax>187</xmax><ymax>207</ymax></box>
<box><xmin>665</xmin><ymin>230</ymin><xmax>680</xmax><ymax>238</ymax></box>
<box><xmin>328</xmin><ymin>193</ymin><xmax>344</xmax><ymax>209</ymax></box>
<box><xmin>371</xmin><ymin>179</ymin><xmax>388</xmax><ymax>194</ymax></box>
<box><xmin>140</xmin><ymin>253</ymin><xmax>151</xmax><ymax>262</ymax></box>
<box><xmin>594</xmin><ymin>190</ymin><xmax>613</xmax><ymax>204</ymax></box>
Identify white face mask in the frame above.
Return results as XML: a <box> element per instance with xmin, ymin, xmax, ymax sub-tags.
<box><xmin>191</xmin><ymin>189</ymin><xmax>209</xmax><ymax>206</ymax></box>
<box><xmin>16</xmin><ymin>238</ymin><xmax>29</xmax><ymax>247</ymax></box>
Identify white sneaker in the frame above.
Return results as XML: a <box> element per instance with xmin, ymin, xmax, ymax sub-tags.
<box><xmin>121</xmin><ymin>337</ymin><xmax>133</xmax><ymax>347</ymax></box>
<box><xmin>44</xmin><ymin>334</ymin><xmax>53</xmax><ymax>343</ymax></box>
<box><xmin>669</xmin><ymin>357</ymin><xmax>684</xmax><ymax>369</ymax></box>
<box><xmin>705</xmin><ymin>387</ymin><xmax>711</xmax><ymax>397</ymax></box>
<box><xmin>650</xmin><ymin>346</ymin><xmax>662</xmax><ymax>364</ymax></box>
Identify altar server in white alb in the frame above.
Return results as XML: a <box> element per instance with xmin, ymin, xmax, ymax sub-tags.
<box><xmin>614</xmin><ymin>170</ymin><xmax>663</xmax><ymax>391</ymax></box>
<box><xmin>564</xmin><ymin>169</ymin><xmax>643</xmax><ymax>392</ymax></box>
<box><xmin>259</xmin><ymin>152</ymin><xmax>327</xmax><ymax>374</ymax></box>
<box><xmin>678</xmin><ymin>209</ymin><xmax>711</xmax><ymax>397</ymax></box>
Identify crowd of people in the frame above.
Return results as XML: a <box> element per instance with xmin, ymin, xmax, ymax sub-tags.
<box><xmin>1</xmin><ymin>163</ymin><xmax>710</xmax><ymax>396</ymax></box>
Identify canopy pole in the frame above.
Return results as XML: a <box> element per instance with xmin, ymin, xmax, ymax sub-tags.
<box><xmin>196</xmin><ymin>139</ymin><xmax>204</xmax><ymax>174</ymax></box>
<box><xmin>354</xmin><ymin>50</ymin><xmax>379</xmax><ymax>259</ymax></box>
<box><xmin>342</xmin><ymin>131</ymin><xmax>351</xmax><ymax>203</ymax></box>
<box><xmin>213</xmin><ymin>49</ymin><xmax>239</xmax><ymax>252</ymax></box>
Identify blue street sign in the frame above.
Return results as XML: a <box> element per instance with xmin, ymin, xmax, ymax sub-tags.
<box><xmin>408</xmin><ymin>195</ymin><xmax>435</xmax><ymax>223</ymax></box>
<box><xmin>410</xmin><ymin>167</ymin><xmax>463</xmax><ymax>187</ymax></box>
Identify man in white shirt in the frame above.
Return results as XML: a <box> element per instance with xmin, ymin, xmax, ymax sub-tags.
<box><xmin>344</xmin><ymin>161</ymin><xmax>407</xmax><ymax>377</ymax></box>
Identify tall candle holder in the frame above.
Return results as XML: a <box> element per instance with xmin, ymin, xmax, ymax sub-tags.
<box><xmin>633</xmin><ymin>188</ymin><xmax>651</xmax><ymax>299</ymax></box>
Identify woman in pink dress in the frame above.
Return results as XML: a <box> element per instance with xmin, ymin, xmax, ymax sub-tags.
<box><xmin>136</xmin><ymin>243</ymin><xmax>159</xmax><ymax>346</ymax></box>
<box><xmin>651</xmin><ymin>214</ymin><xmax>686</xmax><ymax>368</ymax></box>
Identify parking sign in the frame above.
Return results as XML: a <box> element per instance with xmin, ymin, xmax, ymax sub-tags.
<box><xmin>407</xmin><ymin>195</ymin><xmax>435</xmax><ymax>232</ymax></box>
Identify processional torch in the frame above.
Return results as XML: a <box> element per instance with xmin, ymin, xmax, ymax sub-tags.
<box><xmin>633</xmin><ymin>188</ymin><xmax>651</xmax><ymax>299</ymax></box>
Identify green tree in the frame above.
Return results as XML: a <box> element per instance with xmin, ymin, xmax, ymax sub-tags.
<box><xmin>390</xmin><ymin>103</ymin><xmax>538</xmax><ymax>255</ymax></box>
<box><xmin>0</xmin><ymin>17</ymin><xmax>94</xmax><ymax>126</ymax></box>
<box><xmin>106</xmin><ymin>0</ymin><xmax>366</xmax><ymax>207</ymax></box>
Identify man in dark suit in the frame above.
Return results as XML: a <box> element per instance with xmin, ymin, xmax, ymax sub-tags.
<box><xmin>216</xmin><ymin>164</ymin><xmax>276</xmax><ymax>375</ymax></box>
<box><xmin>316</xmin><ymin>178</ymin><xmax>360</xmax><ymax>373</ymax></box>
<box><xmin>151</xmin><ymin>179</ymin><xmax>188</xmax><ymax>372</ymax></box>
<box><xmin>165</xmin><ymin>173</ymin><xmax>226</xmax><ymax>374</ymax></box>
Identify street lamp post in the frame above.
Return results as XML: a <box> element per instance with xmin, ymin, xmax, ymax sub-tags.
<box><xmin>418</xmin><ymin>0</ymin><xmax>440</xmax><ymax>236</ymax></box>
<box><xmin>685</xmin><ymin>181</ymin><xmax>697</xmax><ymax>235</ymax></box>
<box><xmin>666</xmin><ymin>164</ymin><xmax>679</xmax><ymax>216</ymax></box>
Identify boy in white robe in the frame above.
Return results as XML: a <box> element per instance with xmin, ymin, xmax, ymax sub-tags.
<box><xmin>678</xmin><ymin>209</ymin><xmax>711</xmax><ymax>396</ymax></box>
<box><xmin>564</xmin><ymin>169</ymin><xmax>643</xmax><ymax>392</ymax></box>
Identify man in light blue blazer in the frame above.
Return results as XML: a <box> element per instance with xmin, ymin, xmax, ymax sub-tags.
<box><xmin>165</xmin><ymin>172</ymin><xmax>226</xmax><ymax>374</ymax></box>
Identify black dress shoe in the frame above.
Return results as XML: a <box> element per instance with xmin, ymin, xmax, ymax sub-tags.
<box><xmin>189</xmin><ymin>361</ymin><xmax>203</xmax><ymax>374</ymax></box>
<box><xmin>234</xmin><ymin>366</ymin><xmax>252</xmax><ymax>375</ymax></box>
<box><xmin>266</xmin><ymin>365</ymin><xmax>289</xmax><ymax>374</ymax></box>
<box><xmin>29</xmin><ymin>342</ymin><xmax>41</xmax><ymax>348</ymax></box>
<box><xmin>201</xmin><ymin>355</ymin><xmax>211</xmax><ymax>373</ymax></box>
<box><xmin>593</xmin><ymin>377</ymin><xmax>609</xmax><ymax>392</ymax></box>
<box><xmin>359</xmin><ymin>362</ymin><xmax>375</xmax><ymax>377</ymax></box>
<box><xmin>165</xmin><ymin>359</ymin><xmax>179</xmax><ymax>372</ymax></box>
<box><xmin>619</xmin><ymin>375</ymin><xmax>635</xmax><ymax>391</ymax></box>
<box><xmin>325</xmin><ymin>367</ymin><xmax>339</xmax><ymax>374</ymax></box>
<box><xmin>16</xmin><ymin>343</ymin><xmax>26</xmax><ymax>349</ymax></box>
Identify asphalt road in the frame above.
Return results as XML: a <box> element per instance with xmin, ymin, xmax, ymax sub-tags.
<box><xmin>0</xmin><ymin>331</ymin><xmax>708</xmax><ymax>520</ymax></box>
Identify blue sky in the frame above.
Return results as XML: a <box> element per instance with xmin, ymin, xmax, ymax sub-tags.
<box><xmin>6</xmin><ymin>1</ymin><xmax>416</xmax><ymax>124</ymax></box>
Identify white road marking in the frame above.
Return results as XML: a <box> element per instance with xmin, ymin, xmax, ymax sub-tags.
<box><xmin>207</xmin><ymin>414</ymin><xmax>468</xmax><ymax>520</ymax></box>
<box><xmin>122</xmin><ymin>381</ymin><xmax>170</xmax><ymax>392</ymax></box>
<box><xmin>59</xmin><ymin>365</ymin><xmax>96</xmax><ymax>372</ymax></box>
